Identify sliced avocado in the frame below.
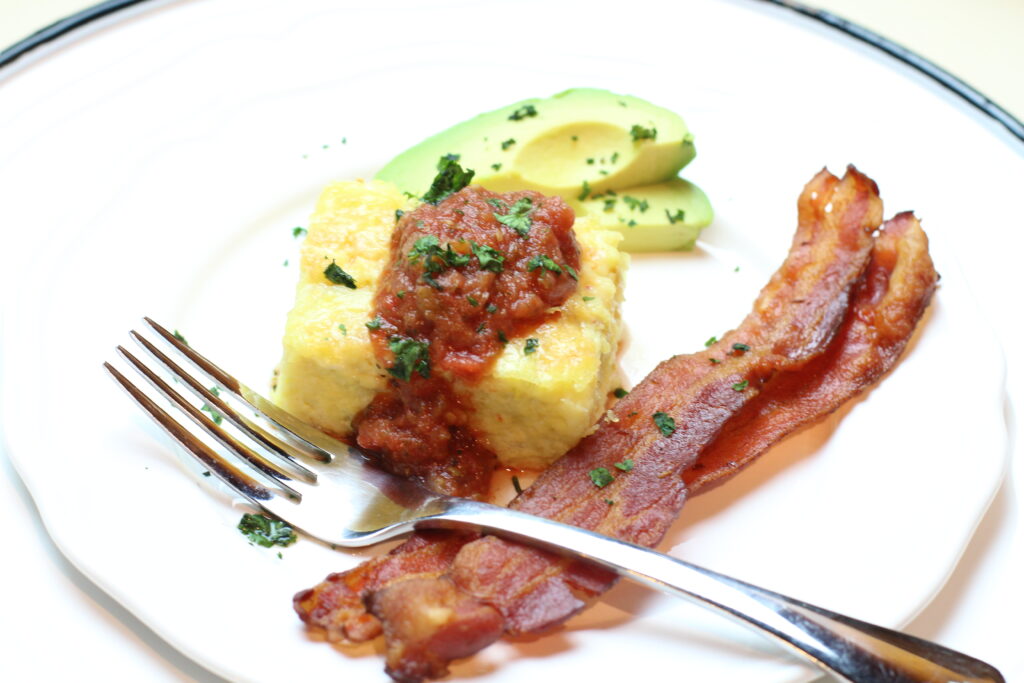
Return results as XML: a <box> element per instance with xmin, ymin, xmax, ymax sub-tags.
<box><xmin>577</xmin><ymin>178</ymin><xmax>713</xmax><ymax>252</ymax></box>
<box><xmin>376</xmin><ymin>88</ymin><xmax>695</xmax><ymax>198</ymax></box>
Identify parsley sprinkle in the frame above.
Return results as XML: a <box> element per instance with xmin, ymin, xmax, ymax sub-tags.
<box><xmin>627</xmin><ymin>219</ymin><xmax>637</xmax><ymax>227</ymax></box>
<box><xmin>610</xmin><ymin>151</ymin><xmax>620</xmax><ymax>164</ymax></box>
<box><xmin>238</xmin><ymin>513</ymin><xmax>296</xmax><ymax>548</ymax></box>
<box><xmin>710</xmin><ymin>358</ymin><xmax>722</xmax><ymax>364</ymax></box>
<box><xmin>586</xmin><ymin>157</ymin><xmax>595</xmax><ymax>165</ymax></box>
<box><xmin>613</xmin><ymin>387</ymin><xmax>628</xmax><ymax>399</ymax></box>
<box><xmin>508</xmin><ymin>104</ymin><xmax>537</xmax><ymax>121</ymax></box>
<box><xmin>614</xmin><ymin>459</ymin><xmax>634</xmax><ymax>472</ymax></box>
<box><xmin>422</xmin><ymin>155</ymin><xmax>474</xmax><ymax>205</ymax></box>
<box><xmin>387</xmin><ymin>336</ymin><xmax>430</xmax><ymax>381</ymax></box>
<box><xmin>630</xmin><ymin>124</ymin><xmax>657</xmax><ymax>141</ymax></box>
<box><xmin>467</xmin><ymin>295</ymin><xmax>479</xmax><ymax>306</ymax></box>
<box><xmin>582</xmin><ymin>295</ymin><xmax>595</xmax><ymax>301</ymax></box>
<box><xmin>365</xmin><ymin>316</ymin><xmax>383</xmax><ymax>330</ymax></box>
<box><xmin>512</xmin><ymin>475</ymin><xmax>523</xmax><ymax>495</ymax></box>
<box><xmin>622</xmin><ymin>196</ymin><xmax>649</xmax><ymax>212</ymax></box>
<box><xmin>732</xmin><ymin>343</ymin><xmax>751</xmax><ymax>352</ymax></box>
<box><xmin>603</xmin><ymin>198</ymin><xmax>617</xmax><ymax>212</ymax></box>
<box><xmin>605</xmin><ymin>498</ymin><xmax>615</xmax><ymax>505</ymax></box>
<box><xmin>491</xmin><ymin>163</ymin><xmax>502</xmax><ymax>171</ymax></box>
<box><xmin>338</xmin><ymin>323</ymin><xmax>347</xmax><ymax>335</ymax></box>
<box><xmin>578</xmin><ymin>180</ymin><xmax>592</xmax><ymax>201</ymax></box>
<box><xmin>732</xmin><ymin>379</ymin><xmax>750</xmax><ymax>391</ymax></box>
<box><xmin>397</xmin><ymin>290</ymin><xmax>406</xmax><ymax>298</ymax></box>
<box><xmin>666</xmin><ymin>209</ymin><xmax>685</xmax><ymax>224</ymax></box>
<box><xmin>704</xmin><ymin>336</ymin><xmax>718</xmax><ymax>347</ymax></box>
<box><xmin>564</xmin><ymin>264</ymin><xmax>578</xmax><ymax>280</ymax></box>
<box><xmin>493</xmin><ymin>196</ymin><xmax>533</xmax><ymax>237</ymax></box>
<box><xmin>497</xmin><ymin>330</ymin><xmax>508</xmax><ymax>344</ymax></box>
<box><xmin>589</xmin><ymin>467</ymin><xmax>614</xmax><ymax>488</ymax></box>
<box><xmin>471</xmin><ymin>241</ymin><xmax>505</xmax><ymax>272</ymax></box>
<box><xmin>486</xmin><ymin>303</ymin><xmax>498</xmax><ymax>313</ymax></box>
<box><xmin>527</xmin><ymin>254</ymin><xmax>562</xmax><ymax>274</ymax></box>
<box><xmin>324</xmin><ymin>260</ymin><xmax>357</xmax><ymax>288</ymax></box>
<box><xmin>501</xmin><ymin>138</ymin><xmax>516</xmax><ymax>151</ymax></box>
<box><xmin>524</xmin><ymin>338</ymin><xmax>539</xmax><ymax>355</ymax></box>
<box><xmin>652</xmin><ymin>412</ymin><xmax>676</xmax><ymax>437</ymax></box>
<box><xmin>172</xmin><ymin>330</ymin><xmax>189</xmax><ymax>346</ymax></box>
<box><xmin>292</xmin><ymin>226</ymin><xmax>307</xmax><ymax>238</ymax></box>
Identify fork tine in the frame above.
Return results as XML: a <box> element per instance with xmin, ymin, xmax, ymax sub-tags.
<box><xmin>103</xmin><ymin>361</ymin><xmax>274</xmax><ymax>503</ymax></box>
<box><xmin>144</xmin><ymin>317</ymin><xmax>338</xmax><ymax>463</ymax></box>
<box><xmin>115</xmin><ymin>345</ymin><xmax>303</xmax><ymax>502</ymax></box>
<box><xmin>128</xmin><ymin>330</ymin><xmax>318</xmax><ymax>483</ymax></box>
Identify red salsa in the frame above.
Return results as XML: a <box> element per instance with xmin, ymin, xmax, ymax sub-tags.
<box><xmin>353</xmin><ymin>186</ymin><xmax>580</xmax><ymax>498</ymax></box>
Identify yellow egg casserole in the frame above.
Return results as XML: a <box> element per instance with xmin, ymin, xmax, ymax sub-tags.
<box><xmin>272</xmin><ymin>179</ymin><xmax>628</xmax><ymax>470</ymax></box>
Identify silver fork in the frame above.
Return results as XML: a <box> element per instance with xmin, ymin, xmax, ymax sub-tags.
<box><xmin>104</xmin><ymin>317</ymin><xmax>1002</xmax><ymax>683</ymax></box>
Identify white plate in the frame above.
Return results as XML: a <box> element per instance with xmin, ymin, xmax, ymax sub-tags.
<box><xmin>0</xmin><ymin>1</ymin><xmax>1010</xmax><ymax>681</ymax></box>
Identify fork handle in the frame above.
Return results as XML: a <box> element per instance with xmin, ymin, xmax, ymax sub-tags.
<box><xmin>426</xmin><ymin>499</ymin><xmax>1002</xmax><ymax>683</ymax></box>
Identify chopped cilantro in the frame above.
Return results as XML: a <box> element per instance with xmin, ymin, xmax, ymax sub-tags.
<box><xmin>582</xmin><ymin>295</ymin><xmax>595</xmax><ymax>301</ymax></box>
<box><xmin>704</xmin><ymin>336</ymin><xmax>718</xmax><ymax>347</ymax></box>
<box><xmin>526</xmin><ymin>254</ymin><xmax>562</xmax><ymax>274</ymax></box>
<box><xmin>666</xmin><ymin>209</ymin><xmax>685</xmax><ymax>224</ymax></box>
<box><xmin>201</xmin><ymin>386</ymin><xmax>223</xmax><ymax>425</ymax></box>
<box><xmin>172</xmin><ymin>330</ymin><xmax>189</xmax><ymax>346</ymax></box>
<box><xmin>501</xmin><ymin>138</ymin><xmax>516</xmax><ymax>151</ymax></box>
<box><xmin>508</xmin><ymin>104</ymin><xmax>537</xmax><ymax>121</ymax></box>
<box><xmin>652</xmin><ymin>412</ymin><xmax>676</xmax><ymax>437</ymax></box>
<box><xmin>571</xmin><ymin>135</ymin><xmax>578</xmax><ymax>141</ymax></box>
<box><xmin>365</xmin><ymin>315</ymin><xmax>383</xmax><ymax>330</ymax></box>
<box><xmin>605</xmin><ymin>498</ymin><xmax>615</xmax><ymax>505</ymax></box>
<box><xmin>603</xmin><ymin>198</ymin><xmax>617</xmax><ymax>212</ymax></box>
<box><xmin>324</xmin><ymin>260</ymin><xmax>357</xmax><ymax>288</ymax></box>
<box><xmin>238</xmin><ymin>513</ymin><xmax>296</xmax><ymax>548</ymax></box>
<box><xmin>387</xmin><ymin>336</ymin><xmax>430</xmax><ymax>381</ymax></box>
<box><xmin>497</xmin><ymin>330</ymin><xmax>509</xmax><ymax>344</ymax></box>
<box><xmin>710</xmin><ymin>358</ymin><xmax>722</xmax><ymax>364</ymax></box>
<box><xmin>422</xmin><ymin>272</ymin><xmax>443</xmax><ymax>290</ymax></box>
<box><xmin>622</xmin><ymin>196</ymin><xmax>649</xmax><ymax>212</ymax></box>
<box><xmin>491</xmin><ymin>163</ymin><xmax>502</xmax><ymax>171</ymax></box>
<box><xmin>512</xmin><ymin>475</ymin><xmax>523</xmax><ymax>495</ymax></box>
<box><xmin>422</xmin><ymin>155</ymin><xmax>475</xmax><ymax>205</ymax></box>
<box><xmin>395</xmin><ymin>209</ymin><xmax>405</xmax><ymax>222</ymax></box>
<box><xmin>589</xmin><ymin>467</ymin><xmax>614</xmax><ymax>488</ymax></box>
<box><xmin>614</xmin><ymin>459</ymin><xmax>634</xmax><ymax>472</ymax></box>
<box><xmin>627</xmin><ymin>219</ymin><xmax>637</xmax><ymax>227</ymax></box>
<box><xmin>564</xmin><ymin>264</ymin><xmax>578</xmax><ymax>280</ymax></box>
<box><xmin>292</xmin><ymin>226</ymin><xmax>307</xmax><ymax>238</ymax></box>
<box><xmin>732</xmin><ymin>343</ymin><xmax>751</xmax><ymax>353</ymax></box>
<box><xmin>338</xmin><ymin>323</ymin><xmax>347</xmax><ymax>335</ymax></box>
<box><xmin>486</xmin><ymin>303</ymin><xmax>498</xmax><ymax>313</ymax></box>
<box><xmin>630</xmin><ymin>124</ymin><xmax>657</xmax><ymax>141</ymax></box>
<box><xmin>467</xmin><ymin>295</ymin><xmax>479</xmax><ymax>306</ymax></box>
<box><xmin>493</xmin><ymin>196</ymin><xmax>533</xmax><ymax>237</ymax></box>
<box><xmin>476</xmin><ymin>321</ymin><xmax>487</xmax><ymax>333</ymax></box>
<box><xmin>409</xmin><ymin>235</ymin><xmax>470</xmax><ymax>274</ymax></box>
<box><xmin>610</xmin><ymin>151</ymin><xmax>620</xmax><ymax>164</ymax></box>
<box><xmin>586</xmin><ymin>157</ymin><xmax>595</xmax><ymax>165</ymax></box>
<box><xmin>578</xmin><ymin>180</ymin><xmax>592</xmax><ymax>201</ymax></box>
<box><xmin>732</xmin><ymin>379</ymin><xmax>750</xmax><ymax>391</ymax></box>
<box><xmin>470</xmin><ymin>241</ymin><xmax>505</xmax><ymax>273</ymax></box>
<box><xmin>524</xmin><ymin>338</ymin><xmax>539</xmax><ymax>355</ymax></box>
<box><xmin>613</xmin><ymin>387</ymin><xmax>628</xmax><ymax>399</ymax></box>
<box><xmin>397</xmin><ymin>290</ymin><xmax>406</xmax><ymax>299</ymax></box>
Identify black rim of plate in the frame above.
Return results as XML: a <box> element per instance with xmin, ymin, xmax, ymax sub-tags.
<box><xmin>1</xmin><ymin>0</ymin><xmax>1022</xmax><ymax>146</ymax></box>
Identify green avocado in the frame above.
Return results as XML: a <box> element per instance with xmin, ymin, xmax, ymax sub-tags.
<box><xmin>375</xmin><ymin>88</ymin><xmax>713</xmax><ymax>252</ymax></box>
<box><xmin>577</xmin><ymin>178</ymin><xmax>713</xmax><ymax>252</ymax></box>
<box><xmin>376</xmin><ymin>88</ymin><xmax>695</xmax><ymax>198</ymax></box>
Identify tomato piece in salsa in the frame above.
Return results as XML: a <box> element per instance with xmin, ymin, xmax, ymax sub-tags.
<box><xmin>353</xmin><ymin>186</ymin><xmax>580</xmax><ymax>498</ymax></box>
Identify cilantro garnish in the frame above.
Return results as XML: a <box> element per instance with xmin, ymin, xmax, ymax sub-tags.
<box><xmin>704</xmin><ymin>336</ymin><xmax>718</xmax><ymax>347</ymax></box>
<box><xmin>395</xmin><ymin>209</ymin><xmax>405</xmax><ymax>222</ymax></box>
<box><xmin>732</xmin><ymin>343</ymin><xmax>751</xmax><ymax>353</ymax></box>
<box><xmin>338</xmin><ymin>323</ymin><xmax>347</xmax><ymax>335</ymax></box>
<box><xmin>652</xmin><ymin>412</ymin><xmax>676</xmax><ymax>437</ymax></box>
<box><xmin>422</xmin><ymin>155</ymin><xmax>475</xmax><ymax>205</ymax></box>
<box><xmin>497</xmin><ymin>330</ymin><xmax>509</xmax><ymax>344</ymax></box>
<box><xmin>387</xmin><ymin>336</ymin><xmax>430</xmax><ymax>381</ymax></box>
<box><xmin>467</xmin><ymin>295</ymin><xmax>479</xmax><ymax>306</ymax></box>
<box><xmin>493</xmin><ymin>196</ymin><xmax>533</xmax><ymax>237</ymax></box>
<box><xmin>172</xmin><ymin>330</ymin><xmax>189</xmax><ymax>346</ymax></box>
<box><xmin>501</xmin><ymin>138</ymin><xmax>516</xmax><ymax>151</ymax></box>
<box><xmin>613</xmin><ymin>387</ymin><xmax>628</xmax><ymax>399</ymax></box>
<box><xmin>527</xmin><ymin>254</ymin><xmax>562</xmax><ymax>274</ymax></box>
<box><xmin>589</xmin><ymin>467</ymin><xmax>614</xmax><ymax>488</ymax></box>
<box><xmin>603</xmin><ymin>198</ymin><xmax>617</xmax><ymax>212</ymax></box>
<box><xmin>578</xmin><ymin>180</ymin><xmax>592</xmax><ymax>201</ymax></box>
<box><xmin>524</xmin><ymin>338</ymin><xmax>539</xmax><ymax>355</ymax></box>
<box><xmin>292</xmin><ymin>226</ymin><xmax>307</xmax><ymax>238</ymax></box>
<box><xmin>630</xmin><ymin>124</ymin><xmax>657</xmax><ymax>141</ymax></box>
<box><xmin>508</xmin><ymin>104</ymin><xmax>537</xmax><ymax>121</ymax></box>
<box><xmin>324</xmin><ymin>260</ymin><xmax>357</xmax><ymax>288</ymax></box>
<box><xmin>614</xmin><ymin>459</ymin><xmax>634</xmax><ymax>472</ymax></box>
<box><xmin>666</xmin><ymin>209</ymin><xmax>685</xmax><ymax>224</ymax></box>
<box><xmin>564</xmin><ymin>264</ymin><xmax>578</xmax><ymax>281</ymax></box>
<box><xmin>622</xmin><ymin>196</ymin><xmax>649</xmax><ymax>213</ymax></box>
<box><xmin>732</xmin><ymin>379</ymin><xmax>750</xmax><ymax>391</ymax></box>
<box><xmin>582</xmin><ymin>295</ymin><xmax>595</xmax><ymax>301</ymax></box>
<box><xmin>486</xmin><ymin>303</ymin><xmax>498</xmax><ymax>313</ymax></box>
<box><xmin>470</xmin><ymin>241</ymin><xmax>505</xmax><ymax>273</ymax></box>
<box><xmin>408</xmin><ymin>235</ymin><xmax>470</xmax><ymax>275</ymax></box>
<box><xmin>491</xmin><ymin>163</ymin><xmax>502</xmax><ymax>171</ymax></box>
<box><xmin>238</xmin><ymin>513</ymin><xmax>296</xmax><ymax>548</ymax></box>
<box><xmin>201</xmin><ymin>386</ymin><xmax>223</xmax><ymax>425</ymax></box>
<box><xmin>365</xmin><ymin>315</ymin><xmax>383</xmax><ymax>330</ymax></box>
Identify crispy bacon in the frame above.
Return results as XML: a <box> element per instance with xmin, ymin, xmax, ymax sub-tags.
<box><xmin>294</xmin><ymin>167</ymin><xmax>939</xmax><ymax>682</ymax></box>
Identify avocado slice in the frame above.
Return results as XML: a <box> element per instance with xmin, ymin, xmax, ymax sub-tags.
<box><xmin>577</xmin><ymin>178</ymin><xmax>713</xmax><ymax>252</ymax></box>
<box><xmin>376</xmin><ymin>88</ymin><xmax>696</xmax><ymax>198</ymax></box>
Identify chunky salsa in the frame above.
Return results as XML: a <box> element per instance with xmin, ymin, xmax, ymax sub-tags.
<box><xmin>353</xmin><ymin>186</ymin><xmax>580</xmax><ymax>498</ymax></box>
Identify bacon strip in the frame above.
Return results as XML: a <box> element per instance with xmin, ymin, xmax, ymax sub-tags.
<box><xmin>295</xmin><ymin>167</ymin><xmax>934</xmax><ymax>682</ymax></box>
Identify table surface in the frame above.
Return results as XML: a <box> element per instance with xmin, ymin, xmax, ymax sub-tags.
<box><xmin>1</xmin><ymin>1</ymin><xmax>1021</xmax><ymax>681</ymax></box>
